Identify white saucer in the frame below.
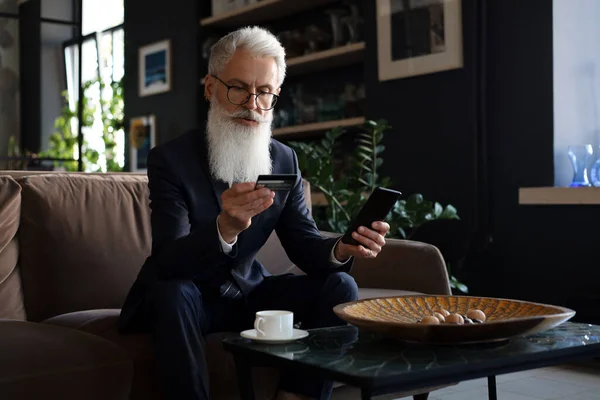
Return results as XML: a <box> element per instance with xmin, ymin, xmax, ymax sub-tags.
<box><xmin>240</xmin><ymin>329</ymin><xmax>309</xmax><ymax>344</ymax></box>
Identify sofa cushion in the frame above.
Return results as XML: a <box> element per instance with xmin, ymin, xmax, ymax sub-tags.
<box><xmin>43</xmin><ymin>309</ymin><xmax>161</xmax><ymax>400</ymax></box>
<box><xmin>0</xmin><ymin>319</ymin><xmax>132</xmax><ymax>400</ymax></box>
<box><xmin>43</xmin><ymin>310</ymin><xmax>279</xmax><ymax>400</ymax></box>
<box><xmin>0</xmin><ymin>176</ymin><xmax>25</xmax><ymax>320</ymax></box>
<box><xmin>18</xmin><ymin>174</ymin><xmax>151</xmax><ymax>322</ymax></box>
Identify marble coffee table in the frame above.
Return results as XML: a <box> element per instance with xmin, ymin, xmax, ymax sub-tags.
<box><xmin>223</xmin><ymin>322</ymin><xmax>600</xmax><ymax>400</ymax></box>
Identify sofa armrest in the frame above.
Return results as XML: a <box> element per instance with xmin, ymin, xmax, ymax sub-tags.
<box><xmin>320</xmin><ymin>231</ymin><xmax>451</xmax><ymax>295</ymax></box>
<box><xmin>0</xmin><ymin>320</ymin><xmax>132</xmax><ymax>400</ymax></box>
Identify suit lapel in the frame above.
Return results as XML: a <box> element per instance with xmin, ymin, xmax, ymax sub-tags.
<box><xmin>197</xmin><ymin>133</ymin><xmax>228</xmax><ymax>213</ymax></box>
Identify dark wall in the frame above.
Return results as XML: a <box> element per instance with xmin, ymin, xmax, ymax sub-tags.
<box><xmin>363</xmin><ymin>0</ymin><xmax>599</xmax><ymax>319</ymax></box>
<box><xmin>480</xmin><ymin>0</ymin><xmax>556</xmax><ymax>297</ymax></box>
<box><xmin>483</xmin><ymin>0</ymin><xmax>600</xmax><ymax>323</ymax></box>
<box><xmin>123</xmin><ymin>0</ymin><xmax>200</xmax><ymax>164</ymax></box>
<box><xmin>363</xmin><ymin>1</ymin><xmax>479</xmax><ymax>233</ymax></box>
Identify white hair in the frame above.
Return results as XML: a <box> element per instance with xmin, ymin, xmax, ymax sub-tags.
<box><xmin>208</xmin><ymin>26</ymin><xmax>287</xmax><ymax>87</ymax></box>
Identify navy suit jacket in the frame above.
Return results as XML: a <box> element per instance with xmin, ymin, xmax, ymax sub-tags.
<box><xmin>118</xmin><ymin>129</ymin><xmax>351</xmax><ymax>331</ymax></box>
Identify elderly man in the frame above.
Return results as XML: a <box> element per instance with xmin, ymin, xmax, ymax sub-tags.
<box><xmin>119</xmin><ymin>26</ymin><xmax>390</xmax><ymax>400</ymax></box>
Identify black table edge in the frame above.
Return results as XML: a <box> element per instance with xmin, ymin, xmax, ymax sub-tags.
<box><xmin>223</xmin><ymin>339</ymin><xmax>600</xmax><ymax>395</ymax></box>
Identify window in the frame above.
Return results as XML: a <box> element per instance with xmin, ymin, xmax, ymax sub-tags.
<box><xmin>64</xmin><ymin>0</ymin><xmax>124</xmax><ymax>172</ymax></box>
<box><xmin>82</xmin><ymin>0</ymin><xmax>124</xmax><ymax>36</ymax></box>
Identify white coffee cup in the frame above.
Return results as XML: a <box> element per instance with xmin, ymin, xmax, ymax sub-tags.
<box><xmin>254</xmin><ymin>310</ymin><xmax>294</xmax><ymax>339</ymax></box>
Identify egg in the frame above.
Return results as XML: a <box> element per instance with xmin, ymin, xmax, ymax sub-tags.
<box><xmin>464</xmin><ymin>317</ymin><xmax>474</xmax><ymax>324</ymax></box>
<box><xmin>435</xmin><ymin>308</ymin><xmax>451</xmax><ymax>317</ymax></box>
<box><xmin>445</xmin><ymin>313</ymin><xmax>464</xmax><ymax>325</ymax></box>
<box><xmin>420</xmin><ymin>316</ymin><xmax>441</xmax><ymax>324</ymax></box>
<box><xmin>467</xmin><ymin>309</ymin><xmax>487</xmax><ymax>322</ymax></box>
<box><xmin>433</xmin><ymin>312</ymin><xmax>446</xmax><ymax>323</ymax></box>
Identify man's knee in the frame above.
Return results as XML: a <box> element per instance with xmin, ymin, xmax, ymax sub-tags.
<box><xmin>149</xmin><ymin>280</ymin><xmax>203</xmax><ymax>315</ymax></box>
<box><xmin>324</xmin><ymin>272</ymin><xmax>359</xmax><ymax>303</ymax></box>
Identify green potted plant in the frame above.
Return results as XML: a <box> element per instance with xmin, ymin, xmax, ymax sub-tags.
<box><xmin>288</xmin><ymin>119</ymin><xmax>468</xmax><ymax>294</ymax></box>
<box><xmin>39</xmin><ymin>78</ymin><xmax>124</xmax><ymax>172</ymax></box>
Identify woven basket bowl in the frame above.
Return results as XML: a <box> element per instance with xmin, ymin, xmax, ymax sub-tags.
<box><xmin>333</xmin><ymin>295</ymin><xmax>575</xmax><ymax>344</ymax></box>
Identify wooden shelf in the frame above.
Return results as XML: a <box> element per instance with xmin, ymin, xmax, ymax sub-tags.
<box><xmin>273</xmin><ymin>117</ymin><xmax>365</xmax><ymax>138</ymax></box>
<box><xmin>200</xmin><ymin>0</ymin><xmax>339</xmax><ymax>27</ymax></box>
<box><xmin>199</xmin><ymin>42</ymin><xmax>365</xmax><ymax>84</ymax></box>
<box><xmin>519</xmin><ymin>187</ymin><xmax>600</xmax><ymax>205</ymax></box>
<box><xmin>287</xmin><ymin>42</ymin><xmax>365</xmax><ymax>76</ymax></box>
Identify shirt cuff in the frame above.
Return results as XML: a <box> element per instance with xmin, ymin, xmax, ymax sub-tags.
<box><xmin>330</xmin><ymin>238</ymin><xmax>351</xmax><ymax>266</ymax></box>
<box><xmin>216</xmin><ymin>216</ymin><xmax>237</xmax><ymax>254</ymax></box>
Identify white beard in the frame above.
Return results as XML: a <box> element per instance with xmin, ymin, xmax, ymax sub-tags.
<box><xmin>206</xmin><ymin>99</ymin><xmax>273</xmax><ymax>185</ymax></box>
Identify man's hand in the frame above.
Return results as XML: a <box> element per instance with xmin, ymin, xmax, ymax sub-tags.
<box><xmin>218</xmin><ymin>182</ymin><xmax>275</xmax><ymax>243</ymax></box>
<box><xmin>334</xmin><ymin>221</ymin><xmax>390</xmax><ymax>262</ymax></box>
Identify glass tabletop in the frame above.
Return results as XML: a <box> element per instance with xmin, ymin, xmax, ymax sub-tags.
<box><xmin>223</xmin><ymin>322</ymin><xmax>600</xmax><ymax>389</ymax></box>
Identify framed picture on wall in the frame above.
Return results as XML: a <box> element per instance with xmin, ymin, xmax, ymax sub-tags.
<box><xmin>138</xmin><ymin>40</ymin><xmax>171</xmax><ymax>97</ymax></box>
<box><xmin>376</xmin><ymin>0</ymin><xmax>463</xmax><ymax>81</ymax></box>
<box><xmin>129</xmin><ymin>115</ymin><xmax>156</xmax><ymax>172</ymax></box>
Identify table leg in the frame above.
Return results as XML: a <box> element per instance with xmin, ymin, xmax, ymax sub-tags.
<box><xmin>361</xmin><ymin>388</ymin><xmax>372</xmax><ymax>400</ymax></box>
<box><xmin>234</xmin><ymin>356</ymin><xmax>254</xmax><ymax>400</ymax></box>
<box><xmin>488</xmin><ymin>375</ymin><xmax>498</xmax><ymax>400</ymax></box>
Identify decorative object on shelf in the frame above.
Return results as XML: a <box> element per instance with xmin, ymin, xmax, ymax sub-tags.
<box><xmin>304</xmin><ymin>25</ymin><xmax>332</xmax><ymax>54</ymax></box>
<box><xmin>277</xmin><ymin>30</ymin><xmax>305</xmax><ymax>59</ymax></box>
<box><xmin>376</xmin><ymin>0</ymin><xmax>463</xmax><ymax>81</ymax></box>
<box><xmin>325</xmin><ymin>8</ymin><xmax>348</xmax><ymax>48</ymax></box>
<box><xmin>340</xmin><ymin>3</ymin><xmax>364</xmax><ymax>44</ymax></box>
<box><xmin>138</xmin><ymin>39</ymin><xmax>171</xmax><ymax>97</ymax></box>
<box><xmin>589</xmin><ymin>146</ymin><xmax>600</xmax><ymax>187</ymax></box>
<box><xmin>567</xmin><ymin>144</ymin><xmax>593</xmax><ymax>187</ymax></box>
<box><xmin>211</xmin><ymin>0</ymin><xmax>256</xmax><ymax>17</ymax></box>
<box><xmin>339</xmin><ymin>84</ymin><xmax>357</xmax><ymax>118</ymax></box>
<box><xmin>355</xmin><ymin>83</ymin><xmax>366</xmax><ymax>115</ymax></box>
<box><xmin>281</xmin><ymin>82</ymin><xmax>363</xmax><ymax>128</ymax></box>
<box><xmin>129</xmin><ymin>115</ymin><xmax>156</xmax><ymax>172</ymax></box>
<box><xmin>273</xmin><ymin>109</ymin><xmax>291</xmax><ymax>129</ymax></box>
<box><xmin>288</xmin><ymin>83</ymin><xmax>305</xmax><ymax>125</ymax></box>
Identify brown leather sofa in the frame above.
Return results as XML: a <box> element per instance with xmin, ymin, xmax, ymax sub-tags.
<box><xmin>0</xmin><ymin>171</ymin><xmax>451</xmax><ymax>400</ymax></box>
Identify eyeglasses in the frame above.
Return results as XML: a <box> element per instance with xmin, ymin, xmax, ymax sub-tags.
<box><xmin>210</xmin><ymin>74</ymin><xmax>279</xmax><ymax>111</ymax></box>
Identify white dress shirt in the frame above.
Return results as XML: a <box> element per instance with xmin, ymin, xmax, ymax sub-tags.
<box><xmin>216</xmin><ymin>215</ymin><xmax>349</xmax><ymax>266</ymax></box>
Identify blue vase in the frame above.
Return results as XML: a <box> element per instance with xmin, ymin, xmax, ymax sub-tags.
<box><xmin>589</xmin><ymin>146</ymin><xmax>600</xmax><ymax>187</ymax></box>
<box><xmin>568</xmin><ymin>145</ymin><xmax>593</xmax><ymax>187</ymax></box>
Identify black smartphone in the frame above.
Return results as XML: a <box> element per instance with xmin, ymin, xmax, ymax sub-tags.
<box><xmin>255</xmin><ymin>174</ymin><xmax>296</xmax><ymax>191</ymax></box>
<box><xmin>341</xmin><ymin>187</ymin><xmax>402</xmax><ymax>246</ymax></box>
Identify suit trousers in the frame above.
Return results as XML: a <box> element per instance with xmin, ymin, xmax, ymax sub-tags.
<box><xmin>141</xmin><ymin>271</ymin><xmax>359</xmax><ymax>400</ymax></box>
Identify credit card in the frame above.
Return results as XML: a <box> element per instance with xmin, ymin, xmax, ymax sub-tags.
<box><xmin>255</xmin><ymin>174</ymin><xmax>296</xmax><ymax>191</ymax></box>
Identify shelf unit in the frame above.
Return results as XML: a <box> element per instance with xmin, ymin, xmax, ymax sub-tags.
<box><xmin>199</xmin><ymin>42</ymin><xmax>365</xmax><ymax>85</ymax></box>
<box><xmin>273</xmin><ymin>117</ymin><xmax>365</xmax><ymax>138</ymax></box>
<box><xmin>287</xmin><ymin>42</ymin><xmax>365</xmax><ymax>76</ymax></box>
<box><xmin>200</xmin><ymin>0</ymin><xmax>367</xmax><ymax>139</ymax></box>
<box><xmin>200</xmin><ymin>0</ymin><xmax>340</xmax><ymax>27</ymax></box>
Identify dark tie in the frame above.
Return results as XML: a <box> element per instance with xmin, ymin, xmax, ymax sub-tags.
<box><xmin>220</xmin><ymin>279</ymin><xmax>242</xmax><ymax>300</ymax></box>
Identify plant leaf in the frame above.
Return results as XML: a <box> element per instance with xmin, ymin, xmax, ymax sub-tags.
<box><xmin>434</xmin><ymin>202</ymin><xmax>443</xmax><ymax>217</ymax></box>
<box><xmin>440</xmin><ymin>204</ymin><xmax>459</xmax><ymax>219</ymax></box>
